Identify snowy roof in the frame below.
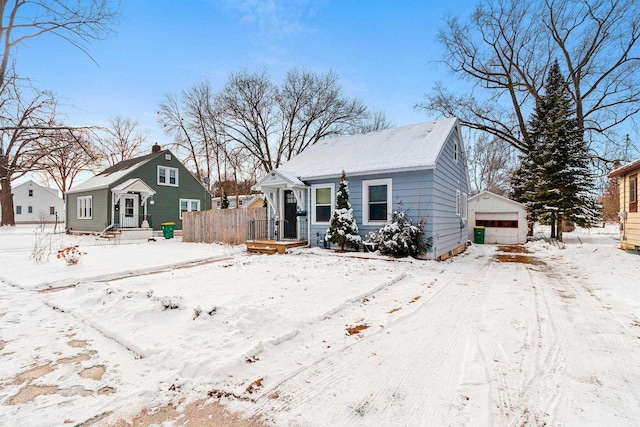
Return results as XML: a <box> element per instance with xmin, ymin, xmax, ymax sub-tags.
<box><xmin>608</xmin><ymin>158</ymin><xmax>640</xmax><ymax>178</ymax></box>
<box><xmin>276</xmin><ymin>118</ymin><xmax>459</xmax><ymax>180</ymax></box>
<box><xmin>111</xmin><ymin>178</ymin><xmax>156</xmax><ymax>196</ymax></box>
<box><xmin>252</xmin><ymin>169</ymin><xmax>307</xmax><ymax>191</ymax></box>
<box><xmin>68</xmin><ymin>150</ymin><xmax>166</xmax><ymax>194</ymax></box>
<box><xmin>469</xmin><ymin>191</ymin><xmax>526</xmax><ymax>210</ymax></box>
<box><xmin>13</xmin><ymin>180</ymin><xmax>61</xmax><ymax>197</ymax></box>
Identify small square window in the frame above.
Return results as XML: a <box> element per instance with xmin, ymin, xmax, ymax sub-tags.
<box><xmin>28</xmin><ymin>189</ymin><xmax>33</xmax><ymax>197</ymax></box>
<box><xmin>28</xmin><ymin>206</ymin><xmax>33</xmax><ymax>214</ymax></box>
<box><xmin>50</xmin><ymin>206</ymin><xmax>55</xmax><ymax>215</ymax></box>
<box><xmin>16</xmin><ymin>206</ymin><xmax>22</xmax><ymax>215</ymax></box>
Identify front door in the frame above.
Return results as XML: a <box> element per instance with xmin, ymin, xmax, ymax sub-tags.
<box><xmin>121</xmin><ymin>194</ymin><xmax>139</xmax><ymax>228</ymax></box>
<box><xmin>283</xmin><ymin>190</ymin><xmax>297</xmax><ymax>239</ymax></box>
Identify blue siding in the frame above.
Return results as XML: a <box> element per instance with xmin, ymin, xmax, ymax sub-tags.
<box><xmin>269</xmin><ymin>123</ymin><xmax>470</xmax><ymax>259</ymax></box>
<box><xmin>304</xmin><ymin>169</ymin><xmax>437</xmax><ymax>252</ymax></box>
<box><xmin>430</xmin><ymin>127</ymin><xmax>470</xmax><ymax>258</ymax></box>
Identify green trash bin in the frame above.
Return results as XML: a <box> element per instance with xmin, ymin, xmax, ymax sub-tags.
<box><xmin>473</xmin><ymin>226</ymin><xmax>485</xmax><ymax>244</ymax></box>
<box><xmin>161</xmin><ymin>222</ymin><xmax>176</xmax><ymax>239</ymax></box>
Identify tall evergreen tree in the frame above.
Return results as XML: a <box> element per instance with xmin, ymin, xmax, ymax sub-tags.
<box><xmin>326</xmin><ymin>171</ymin><xmax>362</xmax><ymax>251</ymax></box>
<box><xmin>512</xmin><ymin>60</ymin><xmax>599</xmax><ymax>239</ymax></box>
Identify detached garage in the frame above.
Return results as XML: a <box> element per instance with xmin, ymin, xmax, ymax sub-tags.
<box><xmin>468</xmin><ymin>191</ymin><xmax>528</xmax><ymax>244</ymax></box>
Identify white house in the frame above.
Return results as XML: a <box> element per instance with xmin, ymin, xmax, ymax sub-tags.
<box><xmin>10</xmin><ymin>180</ymin><xmax>65</xmax><ymax>224</ymax></box>
<box><xmin>468</xmin><ymin>191</ymin><xmax>528</xmax><ymax>244</ymax></box>
<box><xmin>212</xmin><ymin>194</ymin><xmax>264</xmax><ymax>209</ymax></box>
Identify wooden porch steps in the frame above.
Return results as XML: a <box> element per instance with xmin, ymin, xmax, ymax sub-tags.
<box><xmin>247</xmin><ymin>245</ymin><xmax>278</xmax><ymax>255</ymax></box>
<box><xmin>246</xmin><ymin>239</ymin><xmax>307</xmax><ymax>255</ymax></box>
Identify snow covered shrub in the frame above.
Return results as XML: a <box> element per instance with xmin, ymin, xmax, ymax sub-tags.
<box><xmin>325</xmin><ymin>171</ymin><xmax>362</xmax><ymax>251</ymax></box>
<box><xmin>56</xmin><ymin>245</ymin><xmax>86</xmax><ymax>265</ymax></box>
<box><xmin>370</xmin><ymin>209</ymin><xmax>430</xmax><ymax>258</ymax></box>
<box><xmin>159</xmin><ymin>296</ymin><xmax>182</xmax><ymax>310</ymax></box>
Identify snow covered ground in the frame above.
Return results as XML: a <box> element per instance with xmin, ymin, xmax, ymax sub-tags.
<box><xmin>1</xmin><ymin>224</ymin><xmax>639</xmax><ymax>426</ymax></box>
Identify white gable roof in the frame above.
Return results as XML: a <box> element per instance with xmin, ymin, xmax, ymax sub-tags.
<box><xmin>276</xmin><ymin>118</ymin><xmax>459</xmax><ymax>180</ymax></box>
<box><xmin>252</xmin><ymin>169</ymin><xmax>307</xmax><ymax>191</ymax></box>
<box><xmin>111</xmin><ymin>178</ymin><xmax>156</xmax><ymax>195</ymax></box>
<box><xmin>13</xmin><ymin>180</ymin><xmax>60</xmax><ymax>197</ymax></box>
<box><xmin>468</xmin><ymin>191</ymin><xmax>525</xmax><ymax>210</ymax></box>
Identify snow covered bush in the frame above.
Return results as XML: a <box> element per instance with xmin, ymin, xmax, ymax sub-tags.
<box><xmin>160</xmin><ymin>296</ymin><xmax>182</xmax><ymax>310</ymax></box>
<box><xmin>325</xmin><ymin>170</ymin><xmax>362</xmax><ymax>251</ymax></box>
<box><xmin>369</xmin><ymin>209</ymin><xmax>430</xmax><ymax>258</ymax></box>
<box><xmin>56</xmin><ymin>245</ymin><xmax>86</xmax><ymax>265</ymax></box>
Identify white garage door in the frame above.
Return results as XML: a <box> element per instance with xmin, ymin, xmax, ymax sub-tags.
<box><xmin>475</xmin><ymin>212</ymin><xmax>520</xmax><ymax>244</ymax></box>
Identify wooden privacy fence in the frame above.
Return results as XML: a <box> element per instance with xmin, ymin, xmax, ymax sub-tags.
<box><xmin>182</xmin><ymin>208</ymin><xmax>267</xmax><ymax>244</ymax></box>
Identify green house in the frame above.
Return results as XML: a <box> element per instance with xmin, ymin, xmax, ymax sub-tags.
<box><xmin>66</xmin><ymin>144</ymin><xmax>209</xmax><ymax>234</ymax></box>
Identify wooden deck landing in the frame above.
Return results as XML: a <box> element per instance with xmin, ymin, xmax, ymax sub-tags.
<box><xmin>246</xmin><ymin>240</ymin><xmax>307</xmax><ymax>254</ymax></box>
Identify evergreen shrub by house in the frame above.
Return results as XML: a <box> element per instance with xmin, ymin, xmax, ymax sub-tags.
<box><xmin>368</xmin><ymin>209</ymin><xmax>430</xmax><ymax>258</ymax></box>
<box><xmin>325</xmin><ymin>171</ymin><xmax>362</xmax><ymax>251</ymax></box>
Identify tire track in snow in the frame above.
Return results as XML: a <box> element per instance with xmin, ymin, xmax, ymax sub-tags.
<box><xmin>539</xmin><ymin>261</ymin><xmax>640</xmax><ymax>425</ymax></box>
<box><xmin>250</xmin><ymin>254</ymin><xmax>497</xmax><ymax>427</ymax></box>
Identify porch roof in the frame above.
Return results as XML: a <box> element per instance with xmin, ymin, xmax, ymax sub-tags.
<box><xmin>111</xmin><ymin>178</ymin><xmax>156</xmax><ymax>204</ymax></box>
<box><xmin>252</xmin><ymin>169</ymin><xmax>307</xmax><ymax>191</ymax></box>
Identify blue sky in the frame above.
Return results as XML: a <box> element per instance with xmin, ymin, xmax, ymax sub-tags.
<box><xmin>16</xmin><ymin>0</ymin><xmax>475</xmax><ymax>146</ymax></box>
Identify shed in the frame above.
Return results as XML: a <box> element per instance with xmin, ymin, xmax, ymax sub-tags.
<box><xmin>468</xmin><ymin>191</ymin><xmax>528</xmax><ymax>244</ymax></box>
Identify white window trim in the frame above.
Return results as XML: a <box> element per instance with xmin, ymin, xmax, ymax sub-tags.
<box><xmin>454</xmin><ymin>139</ymin><xmax>459</xmax><ymax>162</ymax></box>
<box><xmin>363</xmin><ymin>178</ymin><xmax>392</xmax><ymax>225</ymax></box>
<box><xmin>462</xmin><ymin>192</ymin><xmax>468</xmax><ymax>221</ymax></box>
<box><xmin>456</xmin><ymin>189</ymin><xmax>461</xmax><ymax>216</ymax></box>
<box><xmin>158</xmin><ymin>165</ymin><xmax>179</xmax><ymax>187</ymax></box>
<box><xmin>179</xmin><ymin>198</ymin><xmax>200</xmax><ymax>219</ymax></box>
<box><xmin>311</xmin><ymin>183</ymin><xmax>334</xmax><ymax>225</ymax></box>
<box><xmin>77</xmin><ymin>196</ymin><xmax>92</xmax><ymax>219</ymax></box>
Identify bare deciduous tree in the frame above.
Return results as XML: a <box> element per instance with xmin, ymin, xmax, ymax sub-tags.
<box><xmin>216</xmin><ymin>68</ymin><xmax>371</xmax><ymax>174</ymax></box>
<box><xmin>276</xmin><ymin>68</ymin><xmax>369</xmax><ymax>164</ymax></box>
<box><xmin>467</xmin><ymin>132</ymin><xmax>516</xmax><ymax>196</ymax></box>
<box><xmin>0</xmin><ymin>1</ymin><xmax>118</xmax><ymax>226</ymax></box>
<box><xmin>158</xmin><ymin>81</ymin><xmax>224</xmax><ymax>185</ymax></box>
<box><xmin>95</xmin><ymin>116</ymin><xmax>147</xmax><ymax>167</ymax></box>
<box><xmin>355</xmin><ymin>110</ymin><xmax>393</xmax><ymax>134</ymax></box>
<box><xmin>600</xmin><ymin>175</ymin><xmax>619</xmax><ymax>223</ymax></box>
<box><xmin>418</xmin><ymin>0</ymin><xmax>640</xmax><ymax>168</ymax></box>
<box><xmin>37</xmin><ymin>128</ymin><xmax>100</xmax><ymax>200</ymax></box>
<box><xmin>0</xmin><ymin>77</ymin><xmax>58</xmax><ymax>226</ymax></box>
<box><xmin>215</xmin><ymin>69</ymin><xmax>278</xmax><ymax>174</ymax></box>
<box><xmin>0</xmin><ymin>1</ymin><xmax>118</xmax><ymax>89</ymax></box>
<box><xmin>159</xmin><ymin>69</ymin><xmax>387</xmax><ymax>190</ymax></box>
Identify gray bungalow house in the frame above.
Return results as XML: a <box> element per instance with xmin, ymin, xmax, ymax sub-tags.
<box><xmin>252</xmin><ymin>118</ymin><xmax>471</xmax><ymax>260</ymax></box>
<box><xmin>66</xmin><ymin>144</ymin><xmax>209</xmax><ymax>234</ymax></box>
